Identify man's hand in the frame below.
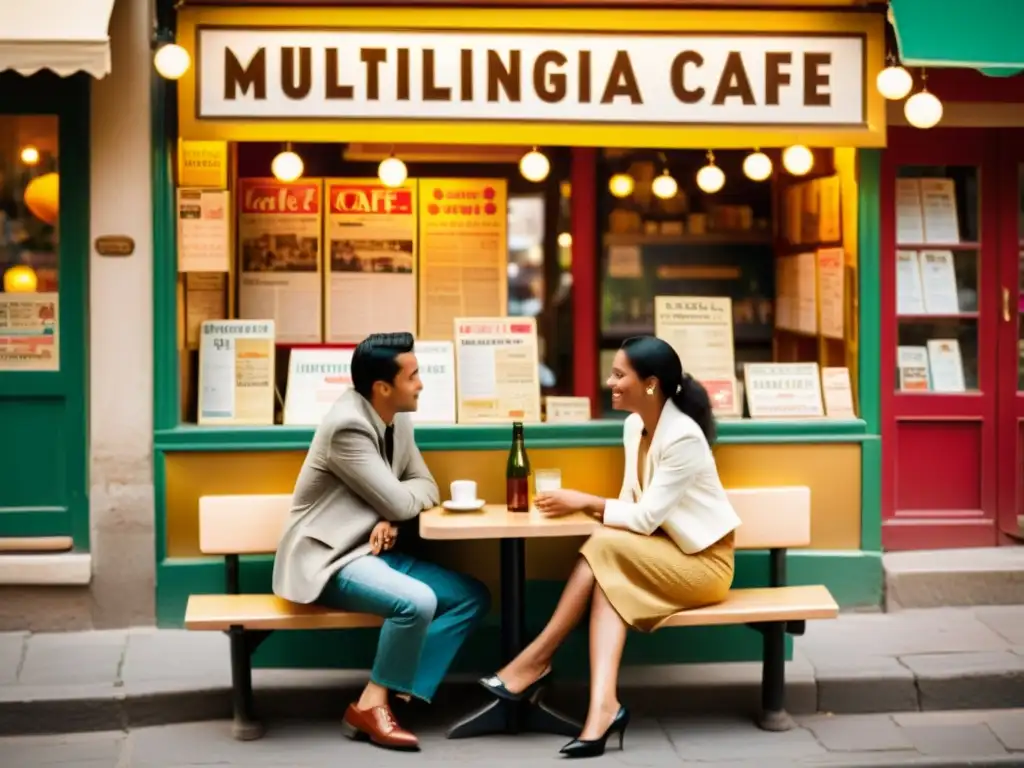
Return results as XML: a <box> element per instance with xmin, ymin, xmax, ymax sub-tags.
<box><xmin>369</xmin><ymin>521</ymin><xmax>398</xmax><ymax>555</ymax></box>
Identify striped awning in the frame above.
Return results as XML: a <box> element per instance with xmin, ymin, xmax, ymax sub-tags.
<box><xmin>0</xmin><ymin>0</ymin><xmax>117</xmax><ymax>79</ymax></box>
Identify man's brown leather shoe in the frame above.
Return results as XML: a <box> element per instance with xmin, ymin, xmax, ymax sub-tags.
<box><xmin>341</xmin><ymin>703</ymin><xmax>420</xmax><ymax>751</ymax></box>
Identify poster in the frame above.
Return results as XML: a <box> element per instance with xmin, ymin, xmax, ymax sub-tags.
<box><xmin>284</xmin><ymin>347</ymin><xmax>354</xmax><ymax>425</ymax></box>
<box><xmin>177</xmin><ymin>139</ymin><xmax>228</xmax><ymax>189</ymax></box>
<box><xmin>177</xmin><ymin>188</ymin><xmax>230</xmax><ymax>273</ymax></box>
<box><xmin>454</xmin><ymin>316</ymin><xmax>541</xmax><ymax>424</ymax></box>
<box><xmin>411</xmin><ymin>340</ymin><xmax>457</xmax><ymax>424</ymax></box>
<box><xmin>743</xmin><ymin>362</ymin><xmax>824</xmax><ymax>419</ymax></box>
<box><xmin>545</xmin><ymin>396</ymin><xmax>592</xmax><ymax>423</ymax></box>
<box><xmin>821</xmin><ymin>366</ymin><xmax>856</xmax><ymax>418</ymax></box>
<box><xmin>198</xmin><ymin>320</ymin><xmax>275</xmax><ymax>425</ymax></box>
<box><xmin>817</xmin><ymin>247</ymin><xmax>845</xmax><ymax>340</ymax></box>
<box><xmin>324</xmin><ymin>179</ymin><xmax>417</xmax><ymax>343</ymax></box>
<box><xmin>184</xmin><ymin>272</ymin><xmax>228</xmax><ymax>350</ymax></box>
<box><xmin>654</xmin><ymin>296</ymin><xmax>739</xmax><ymax>416</ymax></box>
<box><xmin>418</xmin><ymin>179</ymin><xmax>508</xmax><ymax>341</ymax></box>
<box><xmin>0</xmin><ymin>293</ymin><xmax>58</xmax><ymax>371</ymax></box>
<box><xmin>237</xmin><ymin>178</ymin><xmax>323</xmax><ymax>343</ymax></box>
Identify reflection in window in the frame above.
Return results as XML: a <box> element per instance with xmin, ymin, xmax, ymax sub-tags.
<box><xmin>0</xmin><ymin>116</ymin><xmax>59</xmax><ymax>294</ymax></box>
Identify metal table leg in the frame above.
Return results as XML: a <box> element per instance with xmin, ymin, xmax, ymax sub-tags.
<box><xmin>446</xmin><ymin>538</ymin><xmax>581</xmax><ymax>739</ymax></box>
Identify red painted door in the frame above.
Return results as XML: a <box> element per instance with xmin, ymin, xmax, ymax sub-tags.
<box><xmin>881</xmin><ymin>129</ymin><xmax>1001</xmax><ymax>550</ymax></box>
<box><xmin>995</xmin><ymin>130</ymin><xmax>1024</xmax><ymax>543</ymax></box>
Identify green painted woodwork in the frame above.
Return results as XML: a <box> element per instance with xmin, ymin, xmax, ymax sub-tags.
<box><xmin>155</xmin><ymin>550</ymin><xmax>880</xmax><ymax>669</ymax></box>
<box><xmin>857</xmin><ymin>150</ymin><xmax>883</xmax><ymax>552</ymax></box>
<box><xmin>0</xmin><ymin>73</ymin><xmax>90</xmax><ymax>549</ymax></box>
<box><xmin>891</xmin><ymin>0</ymin><xmax>1024</xmax><ymax>69</ymax></box>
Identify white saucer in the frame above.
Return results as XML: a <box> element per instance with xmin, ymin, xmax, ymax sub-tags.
<box><xmin>442</xmin><ymin>499</ymin><xmax>486</xmax><ymax>512</ymax></box>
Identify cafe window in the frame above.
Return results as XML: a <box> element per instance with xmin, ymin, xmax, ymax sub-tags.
<box><xmin>597</xmin><ymin>147</ymin><xmax>859</xmax><ymax>418</ymax></box>
<box><xmin>175</xmin><ymin>141</ymin><xmax>572</xmax><ymax>425</ymax></box>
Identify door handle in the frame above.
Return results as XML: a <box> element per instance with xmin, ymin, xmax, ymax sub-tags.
<box><xmin>1003</xmin><ymin>287</ymin><xmax>1012</xmax><ymax>323</ymax></box>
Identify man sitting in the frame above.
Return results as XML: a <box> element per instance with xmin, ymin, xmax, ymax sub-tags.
<box><xmin>272</xmin><ymin>332</ymin><xmax>490</xmax><ymax>751</ymax></box>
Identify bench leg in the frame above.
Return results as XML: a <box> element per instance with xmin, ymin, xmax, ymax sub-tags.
<box><xmin>229</xmin><ymin>627</ymin><xmax>265</xmax><ymax>741</ymax></box>
<box><xmin>757</xmin><ymin>621</ymin><xmax>795</xmax><ymax>732</ymax></box>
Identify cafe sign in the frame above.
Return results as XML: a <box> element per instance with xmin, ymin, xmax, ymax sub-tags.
<box><xmin>197</xmin><ymin>29</ymin><xmax>866</xmax><ymax>126</ymax></box>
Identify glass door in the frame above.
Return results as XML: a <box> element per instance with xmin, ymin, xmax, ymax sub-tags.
<box><xmin>995</xmin><ymin>130</ymin><xmax>1024</xmax><ymax>542</ymax></box>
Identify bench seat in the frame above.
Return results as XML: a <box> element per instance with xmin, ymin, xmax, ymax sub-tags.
<box><xmin>658</xmin><ymin>585</ymin><xmax>839</xmax><ymax>629</ymax></box>
<box><xmin>185</xmin><ymin>594</ymin><xmax>384</xmax><ymax>632</ymax></box>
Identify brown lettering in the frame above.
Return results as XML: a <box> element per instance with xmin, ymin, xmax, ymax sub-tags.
<box><xmin>460</xmin><ymin>49</ymin><xmax>474</xmax><ymax>101</ymax></box>
<box><xmin>397</xmin><ymin>48</ymin><xmax>410</xmax><ymax>100</ymax></box>
<box><xmin>281</xmin><ymin>47</ymin><xmax>312</xmax><ymax>100</ymax></box>
<box><xmin>534</xmin><ymin>50</ymin><xmax>567</xmax><ymax>103</ymax></box>
<box><xmin>224</xmin><ymin>48</ymin><xmax>266</xmax><ymax>100</ymax></box>
<box><xmin>765</xmin><ymin>52</ymin><xmax>791</xmax><ymax>106</ymax></box>
<box><xmin>803</xmin><ymin>52</ymin><xmax>831</xmax><ymax>106</ymax></box>
<box><xmin>670</xmin><ymin>50</ymin><xmax>704</xmax><ymax>104</ymax></box>
<box><xmin>361</xmin><ymin>48</ymin><xmax>387</xmax><ymax>100</ymax></box>
<box><xmin>600</xmin><ymin>51</ymin><xmax>642</xmax><ymax>104</ymax></box>
<box><xmin>487</xmin><ymin>50</ymin><xmax>521</xmax><ymax>102</ymax></box>
<box><xmin>711</xmin><ymin>51</ymin><xmax>754</xmax><ymax>105</ymax></box>
<box><xmin>325</xmin><ymin>49</ymin><xmax>353</xmax><ymax>100</ymax></box>
<box><xmin>422</xmin><ymin>49</ymin><xmax>451</xmax><ymax>101</ymax></box>
<box><xmin>578</xmin><ymin>50</ymin><xmax>591</xmax><ymax>103</ymax></box>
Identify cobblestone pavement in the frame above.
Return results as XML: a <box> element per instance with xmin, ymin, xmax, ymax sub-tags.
<box><xmin>2</xmin><ymin>709</ymin><xmax>1023</xmax><ymax>767</ymax></box>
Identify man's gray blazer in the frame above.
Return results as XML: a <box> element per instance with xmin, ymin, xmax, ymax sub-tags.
<box><xmin>272</xmin><ymin>389</ymin><xmax>439</xmax><ymax>604</ymax></box>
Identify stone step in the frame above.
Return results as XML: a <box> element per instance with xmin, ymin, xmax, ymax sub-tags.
<box><xmin>884</xmin><ymin>547</ymin><xmax>1024</xmax><ymax>611</ymax></box>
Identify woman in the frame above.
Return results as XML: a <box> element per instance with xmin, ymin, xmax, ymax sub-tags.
<box><xmin>480</xmin><ymin>335</ymin><xmax>742</xmax><ymax>758</ymax></box>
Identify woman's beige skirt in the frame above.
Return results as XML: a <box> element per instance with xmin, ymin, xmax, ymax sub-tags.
<box><xmin>580</xmin><ymin>526</ymin><xmax>735</xmax><ymax>632</ymax></box>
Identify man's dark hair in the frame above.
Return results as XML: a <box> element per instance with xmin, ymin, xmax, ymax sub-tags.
<box><xmin>350</xmin><ymin>332</ymin><xmax>415</xmax><ymax>399</ymax></box>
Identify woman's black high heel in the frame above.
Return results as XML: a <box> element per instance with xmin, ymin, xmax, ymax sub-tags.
<box><xmin>559</xmin><ymin>706</ymin><xmax>630</xmax><ymax>759</ymax></box>
<box><xmin>478</xmin><ymin>667</ymin><xmax>553</xmax><ymax>702</ymax></box>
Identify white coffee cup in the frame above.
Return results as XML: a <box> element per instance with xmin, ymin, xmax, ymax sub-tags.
<box><xmin>450</xmin><ymin>480</ymin><xmax>478</xmax><ymax>505</ymax></box>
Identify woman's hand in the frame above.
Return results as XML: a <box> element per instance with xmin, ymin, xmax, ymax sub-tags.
<box><xmin>535</xmin><ymin>489</ymin><xmax>602</xmax><ymax>518</ymax></box>
<box><xmin>369</xmin><ymin>521</ymin><xmax>398</xmax><ymax>554</ymax></box>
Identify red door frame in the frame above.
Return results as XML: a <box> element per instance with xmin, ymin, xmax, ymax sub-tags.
<box><xmin>880</xmin><ymin>127</ymin><xmax>1001</xmax><ymax>550</ymax></box>
<box><xmin>995</xmin><ymin>129</ymin><xmax>1024</xmax><ymax>542</ymax></box>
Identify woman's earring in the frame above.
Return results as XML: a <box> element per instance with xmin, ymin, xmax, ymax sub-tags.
<box><xmin>646</xmin><ymin>386</ymin><xmax>655</xmax><ymax>396</ymax></box>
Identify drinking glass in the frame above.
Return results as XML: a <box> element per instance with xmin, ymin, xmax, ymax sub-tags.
<box><xmin>535</xmin><ymin>468</ymin><xmax>562</xmax><ymax>493</ymax></box>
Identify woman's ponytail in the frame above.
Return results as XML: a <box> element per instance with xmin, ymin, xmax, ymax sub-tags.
<box><xmin>669</xmin><ymin>374</ymin><xmax>717</xmax><ymax>445</ymax></box>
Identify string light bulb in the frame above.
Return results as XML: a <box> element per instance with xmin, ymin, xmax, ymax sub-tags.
<box><xmin>19</xmin><ymin>146</ymin><xmax>40</xmax><ymax>166</ymax></box>
<box><xmin>519</xmin><ymin>147</ymin><xmax>550</xmax><ymax>182</ymax></box>
<box><xmin>3</xmin><ymin>265</ymin><xmax>38</xmax><ymax>293</ymax></box>
<box><xmin>904</xmin><ymin>70</ymin><xmax>943</xmax><ymax>129</ymax></box>
<box><xmin>378</xmin><ymin>155</ymin><xmax>408</xmax><ymax>187</ymax></box>
<box><xmin>742</xmin><ymin>149</ymin><xmax>773</xmax><ymax>182</ymax></box>
<box><xmin>877</xmin><ymin>63</ymin><xmax>913</xmax><ymax>101</ymax></box>
<box><xmin>782</xmin><ymin>145</ymin><xmax>814</xmax><ymax>176</ymax></box>
<box><xmin>696</xmin><ymin>151</ymin><xmax>725</xmax><ymax>194</ymax></box>
<box><xmin>651</xmin><ymin>170</ymin><xmax>678</xmax><ymax>200</ymax></box>
<box><xmin>153</xmin><ymin>43</ymin><xmax>191</xmax><ymax>80</ymax></box>
<box><xmin>271</xmin><ymin>144</ymin><xmax>304</xmax><ymax>182</ymax></box>
<box><xmin>608</xmin><ymin>173</ymin><xmax>634</xmax><ymax>198</ymax></box>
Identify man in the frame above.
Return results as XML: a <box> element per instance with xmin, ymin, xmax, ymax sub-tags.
<box><xmin>273</xmin><ymin>332</ymin><xmax>490</xmax><ymax>751</ymax></box>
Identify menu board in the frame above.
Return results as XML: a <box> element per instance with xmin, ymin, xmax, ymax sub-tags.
<box><xmin>177</xmin><ymin>188</ymin><xmax>230</xmax><ymax>273</ymax></box>
<box><xmin>0</xmin><ymin>293</ymin><xmax>58</xmax><ymax>371</ymax></box>
<box><xmin>284</xmin><ymin>347</ymin><xmax>354</xmax><ymax>426</ymax></box>
<box><xmin>237</xmin><ymin>178</ymin><xmax>323</xmax><ymax>343</ymax></box>
<box><xmin>198</xmin><ymin>320</ymin><xmax>276</xmax><ymax>425</ymax></box>
<box><xmin>744</xmin><ymin>362</ymin><xmax>825</xmax><ymax>419</ymax></box>
<box><xmin>324</xmin><ymin>179</ymin><xmax>417</xmax><ymax>343</ymax></box>
<box><xmin>418</xmin><ymin>179</ymin><xmax>508</xmax><ymax>341</ymax></box>
<box><xmin>545</xmin><ymin>396</ymin><xmax>593</xmax><ymax>423</ymax></box>
<box><xmin>817</xmin><ymin>248</ymin><xmax>845</xmax><ymax>340</ymax></box>
<box><xmin>654</xmin><ymin>295</ymin><xmax>738</xmax><ymax>416</ymax></box>
<box><xmin>821</xmin><ymin>366</ymin><xmax>855</xmax><ymax>418</ymax></box>
<box><xmin>453</xmin><ymin>316</ymin><xmax>541</xmax><ymax>424</ymax></box>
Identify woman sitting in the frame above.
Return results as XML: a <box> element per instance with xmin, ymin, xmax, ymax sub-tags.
<box><xmin>480</xmin><ymin>335</ymin><xmax>742</xmax><ymax>759</ymax></box>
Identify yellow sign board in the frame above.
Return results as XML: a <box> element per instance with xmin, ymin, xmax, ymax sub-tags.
<box><xmin>178</xmin><ymin>139</ymin><xmax>229</xmax><ymax>188</ymax></box>
<box><xmin>176</xmin><ymin>7</ymin><xmax>886</xmax><ymax>149</ymax></box>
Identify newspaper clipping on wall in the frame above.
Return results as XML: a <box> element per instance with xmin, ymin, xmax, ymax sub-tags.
<box><xmin>198</xmin><ymin>319</ymin><xmax>276</xmax><ymax>425</ymax></box>
<box><xmin>324</xmin><ymin>179</ymin><xmax>417</xmax><ymax>343</ymax></box>
<box><xmin>237</xmin><ymin>178</ymin><xmax>323</xmax><ymax>343</ymax></box>
<box><xmin>454</xmin><ymin>316</ymin><xmax>541</xmax><ymax>424</ymax></box>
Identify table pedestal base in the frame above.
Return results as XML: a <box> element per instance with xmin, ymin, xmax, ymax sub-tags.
<box><xmin>445</xmin><ymin>694</ymin><xmax>581</xmax><ymax>740</ymax></box>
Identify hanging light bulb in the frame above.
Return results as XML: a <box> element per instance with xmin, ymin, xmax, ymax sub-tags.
<box><xmin>608</xmin><ymin>173</ymin><xmax>634</xmax><ymax>198</ymax></box>
<box><xmin>876</xmin><ymin>63</ymin><xmax>913</xmax><ymax>101</ymax></box>
<box><xmin>742</xmin><ymin>149</ymin><xmax>773</xmax><ymax>182</ymax></box>
<box><xmin>904</xmin><ymin>71</ymin><xmax>943</xmax><ymax>129</ymax></box>
<box><xmin>378</xmin><ymin>155</ymin><xmax>408</xmax><ymax>187</ymax></box>
<box><xmin>153</xmin><ymin>43</ymin><xmax>191</xmax><ymax>80</ymax></box>
<box><xmin>557</xmin><ymin>232</ymin><xmax>573</xmax><ymax>249</ymax></box>
<box><xmin>782</xmin><ymin>145</ymin><xmax>814</xmax><ymax>176</ymax></box>
<box><xmin>651</xmin><ymin>170</ymin><xmax>679</xmax><ymax>200</ymax></box>
<box><xmin>271</xmin><ymin>144</ymin><xmax>304</xmax><ymax>182</ymax></box>
<box><xmin>696</xmin><ymin>151</ymin><xmax>725</xmax><ymax>194</ymax></box>
<box><xmin>19</xmin><ymin>146</ymin><xmax>40</xmax><ymax>166</ymax></box>
<box><xmin>3</xmin><ymin>264</ymin><xmax>38</xmax><ymax>293</ymax></box>
<box><xmin>519</xmin><ymin>147</ymin><xmax>550</xmax><ymax>182</ymax></box>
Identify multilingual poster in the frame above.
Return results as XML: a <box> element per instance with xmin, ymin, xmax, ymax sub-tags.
<box><xmin>198</xmin><ymin>319</ymin><xmax>276</xmax><ymax>425</ymax></box>
<box><xmin>0</xmin><ymin>293</ymin><xmax>58</xmax><ymax>371</ymax></box>
<box><xmin>418</xmin><ymin>179</ymin><xmax>508</xmax><ymax>341</ymax></box>
<box><xmin>236</xmin><ymin>178</ymin><xmax>323</xmax><ymax>343</ymax></box>
<box><xmin>324</xmin><ymin>179</ymin><xmax>417</xmax><ymax>343</ymax></box>
<box><xmin>453</xmin><ymin>316</ymin><xmax>541</xmax><ymax>424</ymax></box>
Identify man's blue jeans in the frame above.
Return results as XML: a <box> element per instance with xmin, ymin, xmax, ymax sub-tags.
<box><xmin>318</xmin><ymin>551</ymin><xmax>490</xmax><ymax>703</ymax></box>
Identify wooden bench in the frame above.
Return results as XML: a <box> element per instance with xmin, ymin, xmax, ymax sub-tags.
<box><xmin>185</xmin><ymin>487</ymin><xmax>837</xmax><ymax>739</ymax></box>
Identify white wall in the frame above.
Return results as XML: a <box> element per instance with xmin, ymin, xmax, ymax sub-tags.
<box><xmin>88</xmin><ymin>0</ymin><xmax>155</xmax><ymax>626</ymax></box>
